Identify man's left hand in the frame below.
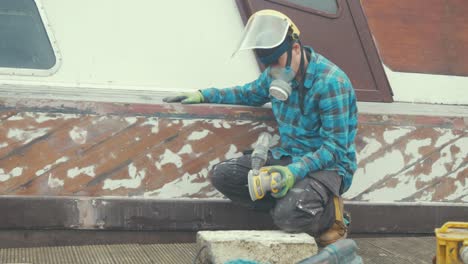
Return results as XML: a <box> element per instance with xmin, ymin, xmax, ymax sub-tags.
<box><xmin>261</xmin><ymin>165</ymin><xmax>296</xmax><ymax>199</ymax></box>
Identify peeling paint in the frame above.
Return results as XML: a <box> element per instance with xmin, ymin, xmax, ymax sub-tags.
<box><xmin>444</xmin><ymin>167</ymin><xmax>468</xmax><ymax>201</ymax></box>
<box><xmin>36</xmin><ymin>156</ymin><xmax>69</xmax><ymax>176</ymax></box>
<box><xmin>144</xmin><ymin>172</ymin><xmax>210</xmax><ymax>198</ymax></box>
<box><xmin>67</xmin><ymin>166</ymin><xmax>96</xmax><ymax>179</ymax></box>
<box><xmin>208</xmin><ymin>158</ymin><xmax>221</xmax><ymax>170</ymax></box>
<box><xmin>124</xmin><ymin>117</ymin><xmax>138</xmax><ymax>125</ymax></box>
<box><xmin>182</xmin><ymin>119</ymin><xmax>198</xmax><ymax>127</ymax></box>
<box><xmin>7</xmin><ymin>128</ymin><xmax>50</xmax><ymax>144</ymax></box>
<box><xmin>141</xmin><ymin>117</ymin><xmax>159</xmax><ymax>133</ymax></box>
<box><xmin>48</xmin><ymin>174</ymin><xmax>64</xmax><ymax>188</ymax></box>
<box><xmin>7</xmin><ymin>115</ymin><xmax>24</xmax><ymax>121</ymax></box>
<box><xmin>344</xmin><ymin>150</ymin><xmax>405</xmax><ymax>199</ymax></box>
<box><xmin>178</xmin><ymin>144</ymin><xmax>193</xmax><ymax>155</ymax></box>
<box><xmin>405</xmin><ymin>138</ymin><xmax>432</xmax><ymax>157</ymax></box>
<box><xmin>225</xmin><ymin>144</ymin><xmax>243</xmax><ymax>159</ymax></box>
<box><xmin>383</xmin><ymin>127</ymin><xmax>413</xmax><ymax>144</ymax></box>
<box><xmin>434</xmin><ymin>128</ymin><xmax>459</xmax><ymax>148</ymax></box>
<box><xmin>188</xmin><ymin>129</ymin><xmax>211</xmax><ymax>141</ymax></box>
<box><xmin>25</xmin><ymin>112</ymin><xmax>80</xmax><ymax>123</ymax></box>
<box><xmin>0</xmin><ymin>142</ymin><xmax>8</xmax><ymax>149</ymax></box>
<box><xmin>69</xmin><ymin>126</ymin><xmax>88</xmax><ymax>145</ymax></box>
<box><xmin>155</xmin><ymin>149</ymin><xmax>183</xmax><ymax>170</ymax></box>
<box><xmin>0</xmin><ymin>167</ymin><xmax>24</xmax><ymax>182</ymax></box>
<box><xmin>211</xmin><ymin>120</ymin><xmax>223</xmax><ymax>129</ymax></box>
<box><xmin>235</xmin><ymin>120</ymin><xmax>253</xmax><ymax>126</ymax></box>
<box><xmin>357</xmin><ymin>137</ymin><xmax>382</xmax><ymax>161</ymax></box>
<box><xmin>102</xmin><ymin>163</ymin><xmax>146</xmax><ymax>190</ymax></box>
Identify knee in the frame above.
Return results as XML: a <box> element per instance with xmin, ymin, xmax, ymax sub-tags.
<box><xmin>271</xmin><ymin>186</ymin><xmax>332</xmax><ymax>235</ymax></box>
<box><xmin>209</xmin><ymin>161</ymin><xmax>229</xmax><ymax>190</ymax></box>
<box><xmin>271</xmin><ymin>195</ymin><xmax>307</xmax><ymax>233</ymax></box>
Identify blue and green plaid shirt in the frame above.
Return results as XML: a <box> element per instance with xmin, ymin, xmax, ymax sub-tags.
<box><xmin>201</xmin><ymin>47</ymin><xmax>358</xmax><ymax>192</ymax></box>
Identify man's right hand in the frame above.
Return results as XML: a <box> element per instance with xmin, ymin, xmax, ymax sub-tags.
<box><xmin>162</xmin><ymin>91</ymin><xmax>204</xmax><ymax>104</ymax></box>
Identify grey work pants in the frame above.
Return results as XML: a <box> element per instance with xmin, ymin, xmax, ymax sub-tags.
<box><xmin>210</xmin><ymin>153</ymin><xmax>341</xmax><ymax>236</ymax></box>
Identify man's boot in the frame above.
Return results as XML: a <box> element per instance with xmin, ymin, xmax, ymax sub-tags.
<box><xmin>317</xmin><ymin>196</ymin><xmax>348</xmax><ymax>247</ymax></box>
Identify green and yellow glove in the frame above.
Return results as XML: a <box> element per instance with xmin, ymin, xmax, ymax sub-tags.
<box><xmin>262</xmin><ymin>165</ymin><xmax>296</xmax><ymax>199</ymax></box>
<box><xmin>162</xmin><ymin>91</ymin><xmax>204</xmax><ymax>104</ymax></box>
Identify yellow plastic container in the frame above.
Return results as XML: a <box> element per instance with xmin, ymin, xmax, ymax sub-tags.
<box><xmin>435</xmin><ymin>222</ymin><xmax>468</xmax><ymax>264</ymax></box>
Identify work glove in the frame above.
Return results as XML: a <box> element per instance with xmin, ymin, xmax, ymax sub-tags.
<box><xmin>261</xmin><ymin>165</ymin><xmax>296</xmax><ymax>199</ymax></box>
<box><xmin>162</xmin><ymin>91</ymin><xmax>204</xmax><ymax>104</ymax></box>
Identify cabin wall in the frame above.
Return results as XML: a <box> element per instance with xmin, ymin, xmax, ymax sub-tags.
<box><xmin>0</xmin><ymin>0</ymin><xmax>260</xmax><ymax>91</ymax></box>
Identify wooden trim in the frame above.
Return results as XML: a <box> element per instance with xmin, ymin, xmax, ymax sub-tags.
<box><xmin>347</xmin><ymin>0</ymin><xmax>393</xmax><ymax>101</ymax></box>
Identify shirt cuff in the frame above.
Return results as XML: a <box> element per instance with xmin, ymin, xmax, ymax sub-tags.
<box><xmin>287</xmin><ymin>160</ymin><xmax>309</xmax><ymax>179</ymax></box>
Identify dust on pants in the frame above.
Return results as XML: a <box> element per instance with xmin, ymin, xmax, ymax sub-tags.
<box><xmin>210</xmin><ymin>153</ymin><xmax>340</xmax><ymax>236</ymax></box>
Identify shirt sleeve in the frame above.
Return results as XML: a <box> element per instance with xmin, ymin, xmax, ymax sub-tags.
<box><xmin>288</xmin><ymin>78</ymin><xmax>353</xmax><ymax>179</ymax></box>
<box><xmin>200</xmin><ymin>70</ymin><xmax>271</xmax><ymax>106</ymax></box>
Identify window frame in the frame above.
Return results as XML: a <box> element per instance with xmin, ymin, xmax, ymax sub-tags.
<box><xmin>265</xmin><ymin>0</ymin><xmax>343</xmax><ymax>19</ymax></box>
<box><xmin>0</xmin><ymin>0</ymin><xmax>62</xmax><ymax>77</ymax></box>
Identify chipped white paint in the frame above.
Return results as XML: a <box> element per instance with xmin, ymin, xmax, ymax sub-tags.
<box><xmin>0</xmin><ymin>167</ymin><xmax>24</xmax><ymax>182</ymax></box>
<box><xmin>235</xmin><ymin>120</ymin><xmax>253</xmax><ymax>126</ymax></box>
<box><xmin>434</xmin><ymin>128</ymin><xmax>459</xmax><ymax>148</ymax></box>
<box><xmin>69</xmin><ymin>126</ymin><xmax>88</xmax><ymax>144</ymax></box>
<box><xmin>178</xmin><ymin>144</ymin><xmax>193</xmax><ymax>155</ymax></box>
<box><xmin>92</xmin><ymin>116</ymin><xmax>109</xmax><ymax>124</ymax></box>
<box><xmin>225</xmin><ymin>144</ymin><xmax>243</xmax><ymax>159</ymax></box>
<box><xmin>0</xmin><ymin>142</ymin><xmax>8</xmax><ymax>149</ymax></box>
<box><xmin>357</xmin><ymin>137</ymin><xmax>382</xmax><ymax>161</ymax></box>
<box><xmin>208</xmin><ymin>158</ymin><xmax>221</xmax><ymax>170</ymax></box>
<box><xmin>405</xmin><ymin>138</ymin><xmax>432</xmax><ymax>157</ymax></box>
<box><xmin>25</xmin><ymin>112</ymin><xmax>80</xmax><ymax>123</ymax></box>
<box><xmin>146</xmin><ymin>153</ymin><xmax>152</xmax><ymax>159</ymax></box>
<box><xmin>210</xmin><ymin>120</ymin><xmax>233</xmax><ymax>129</ymax></box>
<box><xmin>144</xmin><ymin>172</ymin><xmax>210</xmax><ymax>198</ymax></box>
<box><xmin>188</xmin><ymin>129</ymin><xmax>211</xmax><ymax>141</ymax></box>
<box><xmin>7</xmin><ymin>115</ymin><xmax>24</xmax><ymax>121</ymax></box>
<box><xmin>141</xmin><ymin>117</ymin><xmax>159</xmax><ymax>133</ymax></box>
<box><xmin>135</xmin><ymin>137</ymin><xmax>140</xmax><ymax>141</ymax></box>
<box><xmin>155</xmin><ymin>149</ymin><xmax>183</xmax><ymax>170</ymax></box>
<box><xmin>211</xmin><ymin>120</ymin><xmax>223</xmax><ymax>129</ymax></box>
<box><xmin>357</xmin><ymin>137</ymin><xmax>468</xmax><ymax>202</ymax></box>
<box><xmin>249</xmin><ymin>123</ymin><xmax>275</xmax><ymax>133</ymax></box>
<box><xmin>344</xmin><ymin>150</ymin><xmax>405</xmax><ymax>199</ymax></box>
<box><xmin>383</xmin><ymin>127</ymin><xmax>413</xmax><ymax>144</ymax></box>
<box><xmin>449</xmin><ymin>137</ymin><xmax>468</xmax><ymax>169</ymax></box>
<box><xmin>124</xmin><ymin>117</ymin><xmax>138</xmax><ymax>125</ymax></box>
<box><xmin>182</xmin><ymin>119</ymin><xmax>198</xmax><ymax>127</ymax></box>
<box><xmin>48</xmin><ymin>174</ymin><xmax>64</xmax><ymax>188</ymax></box>
<box><xmin>36</xmin><ymin>156</ymin><xmax>69</xmax><ymax>176</ymax></box>
<box><xmin>67</xmin><ymin>165</ymin><xmax>96</xmax><ymax>179</ymax></box>
<box><xmin>7</xmin><ymin>127</ymin><xmax>50</xmax><ymax>144</ymax></box>
<box><xmin>102</xmin><ymin>163</ymin><xmax>146</xmax><ymax>190</ymax></box>
<box><xmin>444</xmin><ymin>165</ymin><xmax>468</xmax><ymax>202</ymax></box>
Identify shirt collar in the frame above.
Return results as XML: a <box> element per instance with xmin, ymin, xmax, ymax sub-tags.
<box><xmin>303</xmin><ymin>46</ymin><xmax>317</xmax><ymax>89</ymax></box>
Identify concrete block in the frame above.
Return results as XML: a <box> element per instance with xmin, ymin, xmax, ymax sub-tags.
<box><xmin>196</xmin><ymin>230</ymin><xmax>318</xmax><ymax>264</ymax></box>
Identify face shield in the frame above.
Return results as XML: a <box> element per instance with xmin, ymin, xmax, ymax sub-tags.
<box><xmin>232</xmin><ymin>13</ymin><xmax>290</xmax><ymax>57</ymax></box>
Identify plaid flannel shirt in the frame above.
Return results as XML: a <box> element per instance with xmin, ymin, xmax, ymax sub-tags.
<box><xmin>200</xmin><ymin>47</ymin><xmax>358</xmax><ymax>192</ymax></box>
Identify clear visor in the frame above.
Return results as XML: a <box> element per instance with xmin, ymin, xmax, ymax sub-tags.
<box><xmin>233</xmin><ymin>14</ymin><xmax>290</xmax><ymax>56</ymax></box>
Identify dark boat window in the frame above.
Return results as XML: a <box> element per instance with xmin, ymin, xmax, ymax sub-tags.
<box><xmin>0</xmin><ymin>0</ymin><xmax>56</xmax><ymax>70</ymax></box>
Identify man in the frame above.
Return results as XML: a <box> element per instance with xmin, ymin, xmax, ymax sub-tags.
<box><xmin>163</xmin><ymin>10</ymin><xmax>358</xmax><ymax>246</ymax></box>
